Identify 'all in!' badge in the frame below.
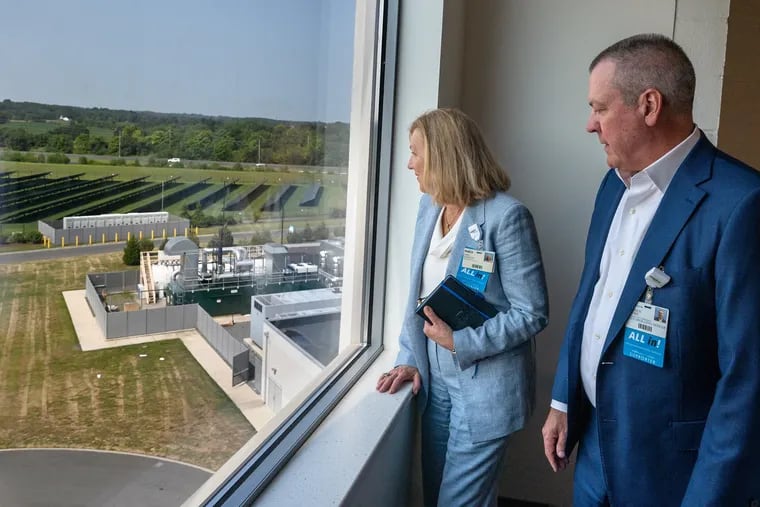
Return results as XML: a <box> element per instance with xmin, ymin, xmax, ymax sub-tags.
<box><xmin>622</xmin><ymin>302</ymin><xmax>669</xmax><ymax>367</ymax></box>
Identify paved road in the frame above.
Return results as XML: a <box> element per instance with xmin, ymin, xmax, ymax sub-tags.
<box><xmin>0</xmin><ymin>449</ymin><xmax>211</xmax><ymax>507</ymax></box>
<box><xmin>0</xmin><ymin>242</ymin><xmax>124</xmax><ymax>264</ymax></box>
<box><xmin>0</xmin><ymin>231</ymin><xmax>265</xmax><ymax>265</ymax></box>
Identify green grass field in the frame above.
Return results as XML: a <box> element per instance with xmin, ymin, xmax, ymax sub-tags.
<box><xmin>0</xmin><ymin>253</ymin><xmax>255</xmax><ymax>469</ymax></box>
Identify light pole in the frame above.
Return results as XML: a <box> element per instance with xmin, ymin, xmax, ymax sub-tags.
<box><xmin>161</xmin><ymin>179</ymin><xmax>164</xmax><ymax>211</ymax></box>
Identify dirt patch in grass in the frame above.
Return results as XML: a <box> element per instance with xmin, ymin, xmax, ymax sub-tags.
<box><xmin>0</xmin><ymin>252</ymin><xmax>254</xmax><ymax>470</ymax></box>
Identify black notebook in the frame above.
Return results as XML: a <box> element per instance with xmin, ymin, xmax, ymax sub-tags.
<box><xmin>415</xmin><ymin>275</ymin><xmax>498</xmax><ymax>331</ymax></box>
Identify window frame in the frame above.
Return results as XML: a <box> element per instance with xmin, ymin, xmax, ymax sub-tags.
<box><xmin>196</xmin><ymin>0</ymin><xmax>399</xmax><ymax>504</ymax></box>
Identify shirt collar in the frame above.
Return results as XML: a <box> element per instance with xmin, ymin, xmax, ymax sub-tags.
<box><xmin>615</xmin><ymin>126</ymin><xmax>701</xmax><ymax>192</ymax></box>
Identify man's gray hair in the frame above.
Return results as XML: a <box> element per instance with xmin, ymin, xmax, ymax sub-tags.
<box><xmin>590</xmin><ymin>33</ymin><xmax>695</xmax><ymax>115</ymax></box>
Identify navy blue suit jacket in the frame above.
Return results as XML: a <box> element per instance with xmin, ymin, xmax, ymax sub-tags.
<box><xmin>552</xmin><ymin>133</ymin><xmax>760</xmax><ymax>505</ymax></box>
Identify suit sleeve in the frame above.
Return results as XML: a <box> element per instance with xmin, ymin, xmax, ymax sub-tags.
<box><xmin>452</xmin><ymin>202</ymin><xmax>549</xmax><ymax>370</ymax></box>
<box><xmin>681</xmin><ymin>188</ymin><xmax>760</xmax><ymax>505</ymax></box>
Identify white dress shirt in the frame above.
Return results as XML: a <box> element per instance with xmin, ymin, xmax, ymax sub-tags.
<box><xmin>552</xmin><ymin>127</ymin><xmax>700</xmax><ymax>411</ymax></box>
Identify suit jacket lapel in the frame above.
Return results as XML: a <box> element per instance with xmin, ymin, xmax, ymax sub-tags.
<box><xmin>580</xmin><ymin>174</ymin><xmax>626</xmax><ymax>306</ymax></box>
<box><xmin>447</xmin><ymin>200</ymin><xmax>486</xmax><ymax>275</ymax></box>
<box><xmin>602</xmin><ymin>136</ymin><xmax>714</xmax><ymax>353</ymax></box>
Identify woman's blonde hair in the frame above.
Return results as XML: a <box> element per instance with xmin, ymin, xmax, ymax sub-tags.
<box><xmin>410</xmin><ymin>108</ymin><xmax>510</xmax><ymax>207</ymax></box>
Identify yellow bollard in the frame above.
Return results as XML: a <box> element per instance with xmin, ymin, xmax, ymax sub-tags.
<box><xmin>61</xmin><ymin>237</ymin><xmax>65</xmax><ymax>248</ymax></box>
<box><xmin>163</xmin><ymin>228</ymin><xmax>166</xmax><ymax>239</ymax></box>
<box><xmin>102</xmin><ymin>233</ymin><xmax>106</xmax><ymax>244</ymax></box>
<box><xmin>89</xmin><ymin>234</ymin><xmax>92</xmax><ymax>245</ymax></box>
<box><xmin>151</xmin><ymin>230</ymin><xmax>154</xmax><ymax>240</ymax></box>
<box><xmin>139</xmin><ymin>230</ymin><xmax>143</xmax><ymax>240</ymax></box>
<box><xmin>195</xmin><ymin>226</ymin><xmax>198</xmax><ymax>235</ymax></box>
<box><xmin>76</xmin><ymin>236</ymin><xmax>79</xmax><ymax>247</ymax></box>
<box><xmin>184</xmin><ymin>227</ymin><xmax>188</xmax><ymax>236</ymax></box>
<box><xmin>173</xmin><ymin>227</ymin><xmax>176</xmax><ymax>237</ymax></box>
<box><xmin>127</xmin><ymin>231</ymin><xmax>131</xmax><ymax>241</ymax></box>
<box><xmin>115</xmin><ymin>232</ymin><xmax>119</xmax><ymax>243</ymax></box>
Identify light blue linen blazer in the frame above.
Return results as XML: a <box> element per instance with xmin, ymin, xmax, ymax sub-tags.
<box><xmin>396</xmin><ymin>192</ymin><xmax>549</xmax><ymax>442</ymax></box>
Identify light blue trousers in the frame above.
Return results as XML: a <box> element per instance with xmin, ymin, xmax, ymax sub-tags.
<box><xmin>422</xmin><ymin>340</ymin><xmax>509</xmax><ymax>507</ymax></box>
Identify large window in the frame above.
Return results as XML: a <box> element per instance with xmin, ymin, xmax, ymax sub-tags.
<box><xmin>0</xmin><ymin>0</ymin><xmax>395</xmax><ymax>504</ymax></box>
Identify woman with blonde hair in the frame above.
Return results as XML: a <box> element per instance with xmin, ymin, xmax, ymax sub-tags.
<box><xmin>377</xmin><ymin>108</ymin><xmax>548</xmax><ymax>506</ymax></box>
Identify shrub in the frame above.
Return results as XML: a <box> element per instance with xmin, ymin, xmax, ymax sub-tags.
<box><xmin>138</xmin><ymin>238</ymin><xmax>155</xmax><ymax>252</ymax></box>
<box><xmin>122</xmin><ymin>237</ymin><xmax>140</xmax><ymax>265</ymax></box>
<box><xmin>24</xmin><ymin>231</ymin><xmax>44</xmax><ymax>244</ymax></box>
<box><xmin>47</xmin><ymin>152</ymin><xmax>70</xmax><ymax>164</ymax></box>
<box><xmin>78</xmin><ymin>156</ymin><xmax>89</xmax><ymax>165</ymax></box>
<box><xmin>1</xmin><ymin>151</ymin><xmax>22</xmax><ymax>161</ymax></box>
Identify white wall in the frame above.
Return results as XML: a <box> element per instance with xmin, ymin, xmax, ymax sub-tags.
<box><xmin>458</xmin><ymin>1</ymin><xmax>728</xmax><ymax>504</ymax></box>
<box><xmin>383</xmin><ymin>0</ymin><xmax>448</xmax><ymax>352</ymax></box>
<box><xmin>263</xmin><ymin>322</ymin><xmax>322</xmax><ymax>412</ymax></box>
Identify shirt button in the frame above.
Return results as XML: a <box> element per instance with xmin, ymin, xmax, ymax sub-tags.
<box><xmin>594</xmin><ymin>333</ymin><xmax>601</xmax><ymax>340</ymax></box>
<box><xmin>629</xmin><ymin>208</ymin><xmax>636</xmax><ymax>215</ymax></box>
<box><xmin>618</xmin><ymin>249</ymin><xmax>625</xmax><ymax>256</ymax></box>
<box><xmin>607</xmin><ymin>291</ymin><xmax>613</xmax><ymax>298</ymax></box>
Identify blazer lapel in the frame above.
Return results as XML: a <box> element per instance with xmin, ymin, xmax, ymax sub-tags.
<box><xmin>447</xmin><ymin>200</ymin><xmax>486</xmax><ymax>275</ymax></box>
<box><xmin>602</xmin><ymin>136</ymin><xmax>714</xmax><ymax>353</ymax></box>
<box><xmin>410</xmin><ymin>199</ymin><xmax>442</xmax><ymax>297</ymax></box>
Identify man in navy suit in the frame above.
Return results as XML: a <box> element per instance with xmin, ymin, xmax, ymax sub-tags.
<box><xmin>542</xmin><ymin>33</ymin><xmax>760</xmax><ymax>506</ymax></box>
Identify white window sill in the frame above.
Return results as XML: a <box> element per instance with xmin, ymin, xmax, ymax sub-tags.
<box><xmin>254</xmin><ymin>349</ymin><xmax>414</xmax><ymax>505</ymax></box>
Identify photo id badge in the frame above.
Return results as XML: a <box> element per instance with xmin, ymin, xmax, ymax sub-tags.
<box><xmin>622</xmin><ymin>302</ymin><xmax>669</xmax><ymax>367</ymax></box>
<box><xmin>457</xmin><ymin>248</ymin><xmax>495</xmax><ymax>293</ymax></box>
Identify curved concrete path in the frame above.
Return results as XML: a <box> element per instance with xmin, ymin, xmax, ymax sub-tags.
<box><xmin>0</xmin><ymin>448</ymin><xmax>211</xmax><ymax>507</ymax></box>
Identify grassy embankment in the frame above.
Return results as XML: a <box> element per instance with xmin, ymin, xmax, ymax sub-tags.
<box><xmin>0</xmin><ymin>252</ymin><xmax>254</xmax><ymax>469</ymax></box>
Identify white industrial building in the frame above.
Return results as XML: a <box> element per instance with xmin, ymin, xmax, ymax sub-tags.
<box><xmin>250</xmin><ymin>288</ymin><xmax>342</xmax><ymax>413</ymax></box>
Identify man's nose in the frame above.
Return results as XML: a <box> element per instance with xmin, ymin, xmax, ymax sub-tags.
<box><xmin>585</xmin><ymin>115</ymin><xmax>597</xmax><ymax>133</ymax></box>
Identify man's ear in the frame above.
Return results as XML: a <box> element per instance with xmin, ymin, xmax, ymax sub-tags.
<box><xmin>640</xmin><ymin>88</ymin><xmax>663</xmax><ymax>126</ymax></box>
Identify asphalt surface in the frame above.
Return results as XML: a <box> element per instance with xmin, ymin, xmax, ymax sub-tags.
<box><xmin>0</xmin><ymin>244</ymin><xmax>216</xmax><ymax>505</ymax></box>
<box><xmin>0</xmin><ymin>229</ymin><xmax>292</xmax><ymax>265</ymax></box>
<box><xmin>0</xmin><ymin>242</ymin><xmax>124</xmax><ymax>264</ymax></box>
<box><xmin>0</xmin><ymin>449</ymin><xmax>211</xmax><ymax>507</ymax></box>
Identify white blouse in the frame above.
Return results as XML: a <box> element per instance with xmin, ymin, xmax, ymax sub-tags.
<box><xmin>419</xmin><ymin>207</ymin><xmax>464</xmax><ymax>298</ymax></box>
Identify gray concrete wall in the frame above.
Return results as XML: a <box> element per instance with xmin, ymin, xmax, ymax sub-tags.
<box><xmin>43</xmin><ymin>217</ymin><xmax>190</xmax><ymax>246</ymax></box>
<box><xmin>85</xmin><ymin>272</ymin><xmax>244</xmax><ymax>369</ymax></box>
<box><xmin>196</xmin><ymin>308</ymin><xmax>248</xmax><ymax>366</ymax></box>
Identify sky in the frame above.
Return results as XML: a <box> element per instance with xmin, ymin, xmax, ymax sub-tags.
<box><xmin>0</xmin><ymin>0</ymin><xmax>356</xmax><ymax>122</ymax></box>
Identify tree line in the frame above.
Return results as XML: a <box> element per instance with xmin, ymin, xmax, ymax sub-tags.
<box><xmin>0</xmin><ymin>100</ymin><xmax>349</xmax><ymax>167</ymax></box>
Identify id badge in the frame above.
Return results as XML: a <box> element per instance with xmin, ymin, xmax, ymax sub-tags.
<box><xmin>622</xmin><ymin>302</ymin><xmax>669</xmax><ymax>367</ymax></box>
<box><xmin>457</xmin><ymin>248</ymin><xmax>495</xmax><ymax>293</ymax></box>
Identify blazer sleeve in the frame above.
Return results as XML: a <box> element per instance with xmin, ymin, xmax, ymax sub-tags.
<box><xmin>681</xmin><ymin>188</ymin><xmax>760</xmax><ymax>505</ymax></box>
<box><xmin>395</xmin><ymin>311</ymin><xmax>419</xmax><ymax>369</ymax></box>
<box><xmin>452</xmin><ymin>201</ymin><xmax>549</xmax><ymax>370</ymax></box>
<box><xmin>393</xmin><ymin>195</ymin><xmax>429</xmax><ymax>370</ymax></box>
